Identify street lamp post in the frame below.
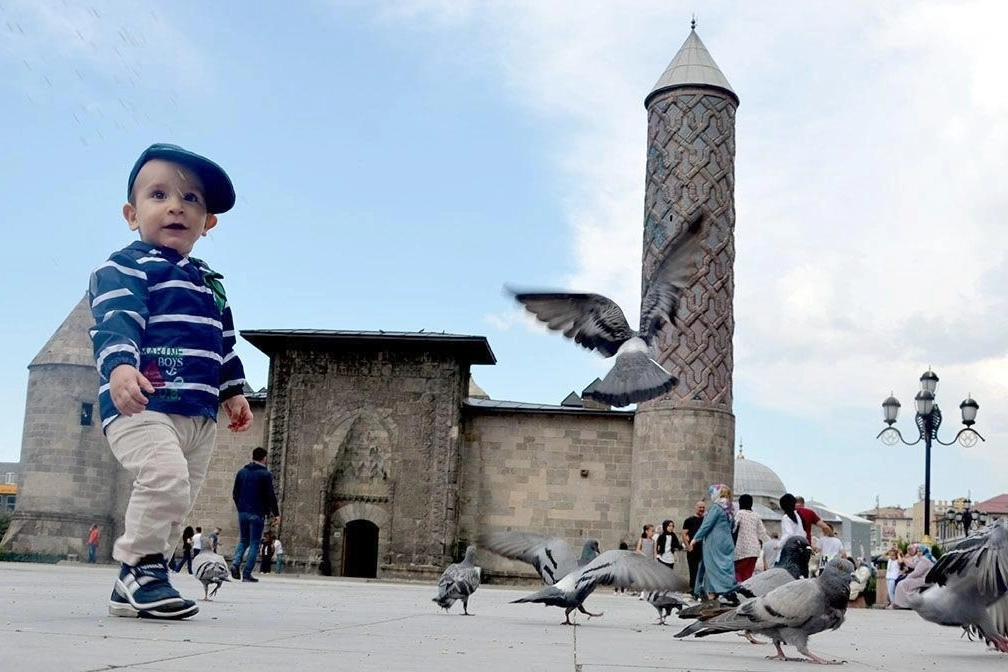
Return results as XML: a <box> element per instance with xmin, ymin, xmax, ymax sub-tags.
<box><xmin>944</xmin><ymin>499</ymin><xmax>989</xmax><ymax>539</ymax></box>
<box><xmin>877</xmin><ymin>369</ymin><xmax>985</xmax><ymax>542</ymax></box>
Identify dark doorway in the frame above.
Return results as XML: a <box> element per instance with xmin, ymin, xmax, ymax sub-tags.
<box><xmin>342</xmin><ymin>519</ymin><xmax>379</xmax><ymax>578</ymax></box>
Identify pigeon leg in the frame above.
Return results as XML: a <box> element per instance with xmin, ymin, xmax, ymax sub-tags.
<box><xmin>991</xmin><ymin>636</ymin><xmax>1008</xmax><ymax>653</ymax></box>
<box><xmin>738</xmin><ymin>632</ymin><xmax>764</xmax><ymax>644</ymax></box>
<box><xmin>563</xmin><ymin>608</ymin><xmax>578</xmax><ymax>625</ymax></box>
<box><xmin>577</xmin><ymin>604</ymin><xmax>603</xmax><ymax>618</ymax></box>
<box><xmin>765</xmin><ymin>641</ymin><xmax>789</xmax><ymax>661</ymax></box>
<box><xmin>462</xmin><ymin>598</ymin><xmax>473</xmax><ymax>616</ymax></box>
<box><xmin>795</xmin><ymin>644</ymin><xmax>844</xmax><ymax>664</ymax></box>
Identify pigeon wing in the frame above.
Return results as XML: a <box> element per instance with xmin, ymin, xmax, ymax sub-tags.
<box><xmin>509</xmin><ymin>290</ymin><xmax>634</xmax><ymax>357</ymax></box>
<box><xmin>638</xmin><ymin>210</ymin><xmax>706</xmax><ymax>342</ymax></box>
<box><xmin>478</xmin><ymin>531</ymin><xmax>579</xmax><ymax>585</ymax></box>
<box><xmin>926</xmin><ymin>518</ymin><xmax>1008</xmax><ymax>598</ymax></box>
<box><xmin>574</xmin><ymin>550</ymin><xmax>681</xmax><ymax>592</ymax></box>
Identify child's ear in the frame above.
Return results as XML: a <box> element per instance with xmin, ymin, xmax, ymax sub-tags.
<box><xmin>123</xmin><ymin>203</ymin><xmax>139</xmax><ymax>231</ymax></box>
<box><xmin>202</xmin><ymin>214</ymin><xmax>218</xmax><ymax>235</ymax></box>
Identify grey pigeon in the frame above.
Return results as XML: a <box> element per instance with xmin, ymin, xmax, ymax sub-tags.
<box><xmin>675</xmin><ymin>558</ymin><xmax>856</xmax><ymax>665</ymax></box>
<box><xmin>509</xmin><ymin>550</ymin><xmax>679</xmax><ymax>625</ymax></box>
<box><xmin>644</xmin><ymin>587</ymin><xmax>697</xmax><ymax>625</ymax></box>
<box><xmin>191</xmin><ymin>549</ymin><xmax>231</xmax><ymax>600</ymax></box>
<box><xmin>678</xmin><ymin>535</ymin><xmax>812</xmax><ymax>622</ymax></box>
<box><xmin>432</xmin><ymin>545</ymin><xmax>481</xmax><ymax>615</ymax></box>
<box><xmin>907</xmin><ymin>518</ymin><xmax>1008</xmax><ymax>652</ymax></box>
<box><xmin>477</xmin><ymin>531</ymin><xmax>600</xmax><ymax>585</ymax></box>
<box><xmin>508</xmin><ymin>210</ymin><xmax>706</xmax><ymax>407</ymax></box>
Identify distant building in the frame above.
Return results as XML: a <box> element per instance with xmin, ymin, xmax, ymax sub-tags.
<box><xmin>858</xmin><ymin>505</ymin><xmax>914</xmax><ymax>553</ymax></box>
<box><xmin>0</xmin><ymin>462</ymin><xmax>19</xmax><ymax>512</ymax></box>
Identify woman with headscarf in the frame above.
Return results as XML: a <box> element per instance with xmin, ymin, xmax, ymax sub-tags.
<box><xmin>686</xmin><ymin>483</ymin><xmax>738</xmax><ymax>599</ymax></box>
<box><xmin>733</xmin><ymin>493</ymin><xmax>771</xmax><ymax>582</ymax></box>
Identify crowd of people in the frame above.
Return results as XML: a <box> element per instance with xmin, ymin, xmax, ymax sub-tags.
<box><xmin>628</xmin><ymin>485</ymin><xmax>855</xmax><ymax>600</ymax></box>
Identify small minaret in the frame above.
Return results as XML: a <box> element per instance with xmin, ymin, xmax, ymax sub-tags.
<box><xmin>0</xmin><ymin>296</ymin><xmax>120</xmax><ymax>558</ymax></box>
<box><xmin>630</xmin><ymin>24</ymin><xmax>738</xmax><ymax>531</ymax></box>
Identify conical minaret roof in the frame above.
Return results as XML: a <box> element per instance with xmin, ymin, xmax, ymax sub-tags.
<box><xmin>645</xmin><ymin>25</ymin><xmax>738</xmax><ymax>108</ymax></box>
<box><xmin>30</xmin><ymin>294</ymin><xmax>96</xmax><ymax>368</ymax></box>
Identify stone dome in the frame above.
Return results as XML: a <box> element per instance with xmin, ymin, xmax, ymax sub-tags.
<box><xmin>734</xmin><ymin>451</ymin><xmax>787</xmax><ymax>499</ymax></box>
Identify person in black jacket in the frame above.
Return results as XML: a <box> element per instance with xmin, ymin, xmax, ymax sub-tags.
<box><xmin>230</xmin><ymin>447</ymin><xmax>280</xmax><ymax>582</ymax></box>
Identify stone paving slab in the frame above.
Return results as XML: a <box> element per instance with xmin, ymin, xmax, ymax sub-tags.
<box><xmin>2</xmin><ymin>562</ymin><xmax>1005</xmax><ymax>671</ymax></box>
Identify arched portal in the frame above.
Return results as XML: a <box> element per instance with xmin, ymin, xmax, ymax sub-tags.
<box><xmin>342</xmin><ymin>519</ymin><xmax>379</xmax><ymax>578</ymax></box>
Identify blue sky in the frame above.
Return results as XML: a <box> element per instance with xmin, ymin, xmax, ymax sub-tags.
<box><xmin>3</xmin><ymin>1</ymin><xmax>1008</xmax><ymax>518</ymax></box>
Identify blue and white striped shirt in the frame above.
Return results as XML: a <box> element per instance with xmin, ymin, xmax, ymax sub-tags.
<box><xmin>88</xmin><ymin>241</ymin><xmax>247</xmax><ymax>430</ymax></box>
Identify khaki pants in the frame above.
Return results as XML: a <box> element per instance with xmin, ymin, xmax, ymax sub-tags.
<box><xmin>105</xmin><ymin>411</ymin><xmax>216</xmax><ymax>565</ymax></box>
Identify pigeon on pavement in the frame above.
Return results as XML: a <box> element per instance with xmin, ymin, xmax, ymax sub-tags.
<box><xmin>644</xmin><ymin>587</ymin><xmax>697</xmax><ymax>624</ymax></box>
<box><xmin>508</xmin><ymin>549</ymin><xmax>679</xmax><ymax>625</ymax></box>
<box><xmin>191</xmin><ymin>549</ymin><xmax>231</xmax><ymax>601</ymax></box>
<box><xmin>677</xmin><ymin>535</ymin><xmax>812</xmax><ymax>622</ymax></box>
<box><xmin>508</xmin><ymin>210</ymin><xmax>706</xmax><ymax>407</ymax></box>
<box><xmin>477</xmin><ymin>532</ymin><xmax>599</xmax><ymax>585</ymax></box>
<box><xmin>675</xmin><ymin>558</ymin><xmax>856</xmax><ymax>664</ymax></box>
<box><xmin>432</xmin><ymin>545</ymin><xmax>481</xmax><ymax>615</ymax></box>
<box><xmin>907</xmin><ymin>518</ymin><xmax>1008</xmax><ymax>652</ymax></box>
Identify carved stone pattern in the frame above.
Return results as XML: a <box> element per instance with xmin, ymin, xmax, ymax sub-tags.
<box><xmin>641</xmin><ymin>88</ymin><xmax>736</xmax><ymax>406</ymax></box>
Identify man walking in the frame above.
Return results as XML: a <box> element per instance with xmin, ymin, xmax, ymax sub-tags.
<box><xmin>231</xmin><ymin>447</ymin><xmax>280</xmax><ymax>582</ymax></box>
<box><xmin>87</xmin><ymin>524</ymin><xmax>101</xmax><ymax>563</ymax></box>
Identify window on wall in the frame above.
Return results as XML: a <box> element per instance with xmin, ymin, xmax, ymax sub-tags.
<box><xmin>3</xmin><ymin>495</ymin><xmax>13</xmax><ymax>511</ymax></box>
<box><xmin>80</xmin><ymin>402</ymin><xmax>94</xmax><ymax>426</ymax></box>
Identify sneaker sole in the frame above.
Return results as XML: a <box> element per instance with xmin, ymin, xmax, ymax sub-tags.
<box><xmin>109</xmin><ymin>599</ymin><xmax>199</xmax><ymax>620</ymax></box>
<box><xmin>116</xmin><ymin>577</ymin><xmax>193</xmax><ymax>612</ymax></box>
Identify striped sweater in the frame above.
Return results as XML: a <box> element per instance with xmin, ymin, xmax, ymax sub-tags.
<box><xmin>88</xmin><ymin>240</ymin><xmax>247</xmax><ymax>430</ymax></box>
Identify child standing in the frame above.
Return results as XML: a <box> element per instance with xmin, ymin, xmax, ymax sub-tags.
<box><xmin>89</xmin><ymin>143</ymin><xmax>253</xmax><ymax>620</ymax></box>
<box><xmin>636</xmin><ymin>523</ymin><xmax>656</xmax><ymax>598</ymax></box>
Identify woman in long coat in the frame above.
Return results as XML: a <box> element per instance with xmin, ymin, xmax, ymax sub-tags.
<box><xmin>688</xmin><ymin>483</ymin><xmax>738</xmax><ymax>598</ymax></box>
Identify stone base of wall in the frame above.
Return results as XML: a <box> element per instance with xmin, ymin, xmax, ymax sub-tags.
<box><xmin>0</xmin><ymin>511</ymin><xmax>110</xmax><ymax>557</ymax></box>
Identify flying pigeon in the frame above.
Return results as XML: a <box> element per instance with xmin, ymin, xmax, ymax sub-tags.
<box><xmin>432</xmin><ymin>545</ymin><xmax>481</xmax><ymax>615</ymax></box>
<box><xmin>907</xmin><ymin>518</ymin><xmax>1008</xmax><ymax>652</ymax></box>
<box><xmin>508</xmin><ymin>549</ymin><xmax>679</xmax><ymax>625</ymax></box>
<box><xmin>675</xmin><ymin>558</ymin><xmax>856</xmax><ymax>665</ymax></box>
<box><xmin>477</xmin><ymin>531</ymin><xmax>600</xmax><ymax>585</ymax></box>
<box><xmin>678</xmin><ymin>535</ymin><xmax>813</xmax><ymax>621</ymax></box>
<box><xmin>508</xmin><ymin>210</ymin><xmax>706</xmax><ymax>407</ymax></box>
<box><xmin>191</xmin><ymin>548</ymin><xmax>231</xmax><ymax>601</ymax></box>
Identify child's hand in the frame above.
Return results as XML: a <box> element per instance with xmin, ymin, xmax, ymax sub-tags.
<box><xmin>109</xmin><ymin>364</ymin><xmax>155</xmax><ymax>416</ymax></box>
<box><xmin>222</xmin><ymin>394</ymin><xmax>253</xmax><ymax>432</ymax></box>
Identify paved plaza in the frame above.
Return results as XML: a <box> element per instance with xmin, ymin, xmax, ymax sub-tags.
<box><xmin>2</xmin><ymin>561</ymin><xmax>1005</xmax><ymax>671</ymax></box>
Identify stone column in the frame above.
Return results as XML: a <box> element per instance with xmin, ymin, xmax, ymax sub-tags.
<box><xmin>630</xmin><ymin>30</ymin><xmax>738</xmax><ymax>531</ymax></box>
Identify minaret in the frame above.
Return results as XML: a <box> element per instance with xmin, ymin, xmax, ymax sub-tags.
<box><xmin>0</xmin><ymin>296</ymin><xmax>121</xmax><ymax>558</ymax></box>
<box><xmin>630</xmin><ymin>24</ymin><xmax>738</xmax><ymax>532</ymax></box>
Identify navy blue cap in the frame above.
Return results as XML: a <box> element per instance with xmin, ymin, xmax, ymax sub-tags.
<box><xmin>127</xmin><ymin>143</ymin><xmax>236</xmax><ymax>214</ymax></box>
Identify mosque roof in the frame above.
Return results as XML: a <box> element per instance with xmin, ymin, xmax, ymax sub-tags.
<box><xmin>30</xmin><ymin>295</ymin><xmax>96</xmax><ymax>368</ymax></box>
<box><xmin>733</xmin><ymin>451</ymin><xmax>787</xmax><ymax>499</ymax></box>
<box><xmin>646</xmin><ymin>26</ymin><xmax>738</xmax><ymax>107</ymax></box>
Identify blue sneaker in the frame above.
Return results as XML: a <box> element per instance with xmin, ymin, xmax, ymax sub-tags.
<box><xmin>111</xmin><ymin>555</ymin><xmax>198</xmax><ymax>619</ymax></box>
<box><xmin>108</xmin><ymin>585</ymin><xmax>199</xmax><ymax>619</ymax></box>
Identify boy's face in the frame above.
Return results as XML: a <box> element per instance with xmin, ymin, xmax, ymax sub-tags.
<box><xmin>123</xmin><ymin>159</ymin><xmax>217</xmax><ymax>256</ymax></box>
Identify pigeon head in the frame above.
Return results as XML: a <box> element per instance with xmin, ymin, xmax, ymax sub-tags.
<box><xmin>581</xmin><ymin>539</ymin><xmax>601</xmax><ymax>562</ymax></box>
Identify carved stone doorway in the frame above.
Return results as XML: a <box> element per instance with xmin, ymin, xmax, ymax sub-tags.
<box><xmin>341</xmin><ymin>519</ymin><xmax>379</xmax><ymax>578</ymax></box>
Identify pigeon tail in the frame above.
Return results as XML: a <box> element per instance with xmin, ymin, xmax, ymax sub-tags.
<box><xmin>584</xmin><ymin>347</ymin><xmax>676</xmax><ymax>407</ymax></box>
<box><xmin>511</xmin><ymin>585</ymin><xmax>566</xmax><ymax>607</ymax></box>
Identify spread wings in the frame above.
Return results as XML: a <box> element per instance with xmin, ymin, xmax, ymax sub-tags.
<box><xmin>638</xmin><ymin>209</ymin><xmax>707</xmax><ymax>341</ymax></box>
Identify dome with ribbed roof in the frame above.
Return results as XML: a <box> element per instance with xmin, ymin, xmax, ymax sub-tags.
<box><xmin>734</xmin><ymin>450</ymin><xmax>786</xmax><ymax>499</ymax></box>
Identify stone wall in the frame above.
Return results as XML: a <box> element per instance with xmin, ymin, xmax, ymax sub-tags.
<box><xmin>261</xmin><ymin>345</ymin><xmax>468</xmax><ymax>576</ymax></box>
<box><xmin>183</xmin><ymin>397</ymin><xmax>269</xmax><ymax>559</ymax></box>
<box><xmin>457</xmin><ymin>409</ymin><xmax>635</xmax><ymax>579</ymax></box>
<box><xmin>2</xmin><ymin>362</ymin><xmax>120</xmax><ymax>558</ymax></box>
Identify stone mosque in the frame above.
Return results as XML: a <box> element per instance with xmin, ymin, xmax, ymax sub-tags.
<box><xmin>3</xmin><ymin>27</ymin><xmax>831</xmax><ymax>580</ymax></box>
